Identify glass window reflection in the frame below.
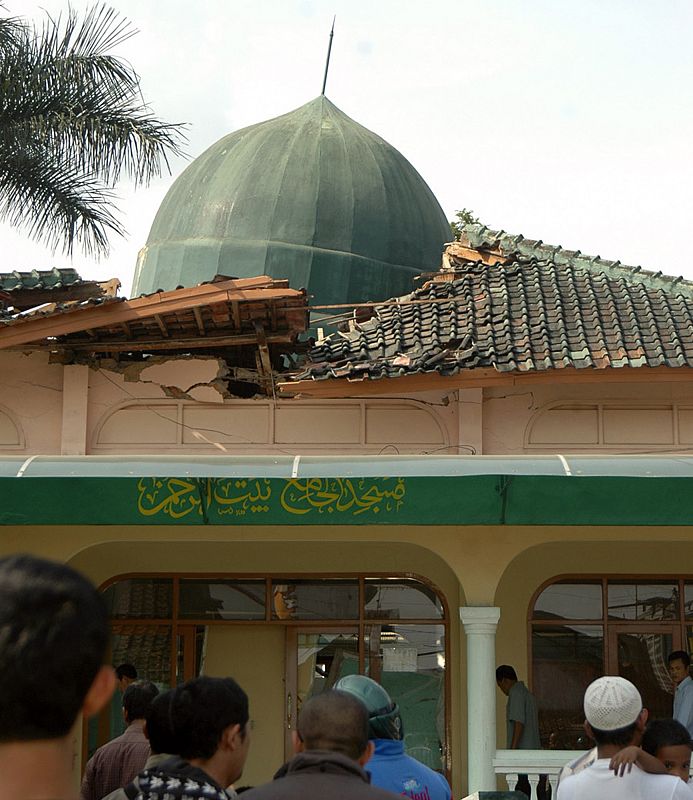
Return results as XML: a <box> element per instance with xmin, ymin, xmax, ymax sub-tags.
<box><xmin>365</xmin><ymin>624</ymin><xmax>446</xmax><ymax>771</ymax></box>
<box><xmin>271</xmin><ymin>580</ymin><xmax>359</xmax><ymax>620</ymax></box>
<box><xmin>532</xmin><ymin>624</ymin><xmax>603</xmax><ymax>749</ymax></box>
<box><xmin>102</xmin><ymin>578</ymin><xmax>173</xmax><ymax>619</ymax></box>
<box><xmin>179</xmin><ymin>580</ymin><xmax>265</xmax><ymax>620</ymax></box>
<box><xmin>534</xmin><ymin>582</ymin><xmax>602</xmax><ymax>620</ymax></box>
<box><xmin>365</xmin><ymin>579</ymin><xmax>443</xmax><ymax>620</ymax></box>
<box><xmin>607</xmin><ymin>583</ymin><xmax>679</xmax><ymax>621</ymax></box>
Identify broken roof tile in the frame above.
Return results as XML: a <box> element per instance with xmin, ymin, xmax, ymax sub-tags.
<box><xmin>292</xmin><ymin>226</ymin><xmax>693</xmax><ymax>384</ymax></box>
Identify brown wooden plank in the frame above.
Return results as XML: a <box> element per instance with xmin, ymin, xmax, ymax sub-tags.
<box><xmin>279</xmin><ymin>365</ymin><xmax>693</xmax><ymax>397</ymax></box>
<box><xmin>253</xmin><ymin>320</ymin><xmax>273</xmax><ymax>382</ymax></box>
<box><xmin>13</xmin><ymin>331</ymin><xmax>296</xmax><ymax>353</ymax></box>
<box><xmin>154</xmin><ymin>314</ymin><xmax>169</xmax><ymax>337</ymax></box>
<box><xmin>0</xmin><ymin>284</ymin><xmax>307</xmax><ymax>350</ymax></box>
<box><xmin>192</xmin><ymin>307</ymin><xmax>206</xmax><ymax>336</ymax></box>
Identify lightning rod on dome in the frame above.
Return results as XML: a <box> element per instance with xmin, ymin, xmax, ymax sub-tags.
<box><xmin>321</xmin><ymin>16</ymin><xmax>336</xmax><ymax>96</ymax></box>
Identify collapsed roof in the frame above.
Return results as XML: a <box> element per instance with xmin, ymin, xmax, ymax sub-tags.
<box><xmin>286</xmin><ymin>224</ymin><xmax>693</xmax><ymax>388</ymax></box>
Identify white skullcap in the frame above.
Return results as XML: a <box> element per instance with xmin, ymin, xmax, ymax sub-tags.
<box><xmin>584</xmin><ymin>676</ymin><xmax>642</xmax><ymax>731</ymax></box>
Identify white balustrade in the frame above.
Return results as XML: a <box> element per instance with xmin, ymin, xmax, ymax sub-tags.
<box><xmin>491</xmin><ymin>749</ymin><xmax>585</xmax><ymax>799</ymax></box>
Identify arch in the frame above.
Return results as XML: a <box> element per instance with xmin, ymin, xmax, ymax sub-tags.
<box><xmin>91</xmin><ymin>398</ymin><xmax>450</xmax><ymax>454</ymax></box>
<box><xmin>525</xmin><ymin>400</ymin><xmax>693</xmax><ymax>451</ymax></box>
<box><xmin>0</xmin><ymin>403</ymin><xmax>24</xmax><ymax>450</ymax></box>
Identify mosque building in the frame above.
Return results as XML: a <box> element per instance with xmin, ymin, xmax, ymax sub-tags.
<box><xmin>1</xmin><ymin>92</ymin><xmax>693</xmax><ymax>799</ymax></box>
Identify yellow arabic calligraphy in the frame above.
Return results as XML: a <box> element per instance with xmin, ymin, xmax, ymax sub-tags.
<box><xmin>213</xmin><ymin>478</ymin><xmax>272</xmax><ymax>515</ymax></box>
<box><xmin>280</xmin><ymin>478</ymin><xmax>405</xmax><ymax>516</ymax></box>
<box><xmin>137</xmin><ymin>477</ymin><xmax>211</xmax><ymax>519</ymax></box>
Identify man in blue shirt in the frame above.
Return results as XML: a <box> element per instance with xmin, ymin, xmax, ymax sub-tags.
<box><xmin>669</xmin><ymin>650</ymin><xmax>693</xmax><ymax>737</ymax></box>
<box><xmin>335</xmin><ymin>675</ymin><xmax>451</xmax><ymax>800</ymax></box>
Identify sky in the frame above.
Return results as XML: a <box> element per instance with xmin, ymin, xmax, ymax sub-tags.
<box><xmin>4</xmin><ymin>0</ymin><xmax>693</xmax><ymax>296</ymax></box>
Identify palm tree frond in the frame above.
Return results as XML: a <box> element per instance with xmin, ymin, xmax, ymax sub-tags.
<box><xmin>0</xmin><ymin>149</ymin><xmax>124</xmax><ymax>257</ymax></box>
<box><xmin>0</xmin><ymin>3</ymin><xmax>187</xmax><ymax>255</ymax></box>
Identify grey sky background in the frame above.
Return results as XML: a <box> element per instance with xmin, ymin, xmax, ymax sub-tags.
<box><xmin>4</xmin><ymin>0</ymin><xmax>693</xmax><ymax>295</ymax></box>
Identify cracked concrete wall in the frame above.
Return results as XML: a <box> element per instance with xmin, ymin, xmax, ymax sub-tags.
<box><xmin>0</xmin><ymin>352</ymin><xmax>63</xmax><ymax>454</ymax></box>
<box><xmin>0</xmin><ymin>352</ymin><xmax>461</xmax><ymax>456</ymax></box>
<box><xmin>483</xmin><ymin>380</ymin><xmax>693</xmax><ymax>454</ymax></box>
<box><xmin>86</xmin><ymin>356</ymin><xmax>232</xmax><ymax>450</ymax></box>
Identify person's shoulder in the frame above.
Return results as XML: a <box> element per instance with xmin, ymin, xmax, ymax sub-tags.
<box><xmin>556</xmin><ymin>769</ymin><xmax>581</xmax><ymax>799</ymax></box>
<box><xmin>640</xmin><ymin>770</ymin><xmax>693</xmax><ymax>797</ymax></box>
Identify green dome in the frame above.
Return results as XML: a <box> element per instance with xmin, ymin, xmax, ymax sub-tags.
<box><xmin>132</xmin><ymin>96</ymin><xmax>451</xmax><ymax>306</ymax></box>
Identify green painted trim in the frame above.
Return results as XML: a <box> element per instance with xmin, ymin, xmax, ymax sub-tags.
<box><xmin>0</xmin><ymin>474</ymin><xmax>692</xmax><ymax>526</ymax></box>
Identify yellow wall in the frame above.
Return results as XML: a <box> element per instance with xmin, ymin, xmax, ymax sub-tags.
<box><xmin>7</xmin><ymin>521</ymin><xmax>693</xmax><ymax>795</ymax></box>
<box><xmin>60</xmin><ymin>533</ymin><xmax>464</xmax><ymax>795</ymax></box>
<box><xmin>494</xmin><ymin>538</ymin><xmax>693</xmax><ymax>748</ymax></box>
<box><xmin>202</xmin><ymin>626</ymin><xmax>285</xmax><ymax>788</ymax></box>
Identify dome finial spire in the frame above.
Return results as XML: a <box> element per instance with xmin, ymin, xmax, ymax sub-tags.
<box><xmin>321</xmin><ymin>16</ymin><xmax>336</xmax><ymax>96</ymax></box>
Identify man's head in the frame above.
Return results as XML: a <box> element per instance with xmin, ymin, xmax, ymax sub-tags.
<box><xmin>495</xmin><ymin>664</ymin><xmax>518</xmax><ymax>696</ymax></box>
<box><xmin>123</xmin><ymin>680</ymin><xmax>159</xmax><ymax>725</ymax></box>
<box><xmin>583</xmin><ymin>676</ymin><xmax>646</xmax><ymax>749</ymax></box>
<box><xmin>294</xmin><ymin>690</ymin><xmax>373</xmax><ymax>766</ymax></box>
<box><xmin>144</xmin><ymin>689</ymin><xmax>178</xmax><ymax>756</ymax></box>
<box><xmin>116</xmin><ymin>663</ymin><xmax>138</xmax><ymax>693</ymax></box>
<box><xmin>168</xmin><ymin>677</ymin><xmax>250</xmax><ymax>785</ymax></box>
<box><xmin>334</xmin><ymin>675</ymin><xmax>403</xmax><ymax>741</ymax></box>
<box><xmin>668</xmin><ymin>651</ymin><xmax>691</xmax><ymax>687</ymax></box>
<box><xmin>0</xmin><ymin>554</ymin><xmax>115</xmax><ymax>743</ymax></box>
<box><xmin>642</xmin><ymin>718</ymin><xmax>693</xmax><ymax>782</ymax></box>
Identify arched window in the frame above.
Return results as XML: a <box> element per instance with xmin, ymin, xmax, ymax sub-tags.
<box><xmin>93</xmin><ymin>574</ymin><xmax>450</xmax><ymax>779</ymax></box>
<box><xmin>530</xmin><ymin>577</ymin><xmax>692</xmax><ymax>748</ymax></box>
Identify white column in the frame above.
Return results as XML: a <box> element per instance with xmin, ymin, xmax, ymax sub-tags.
<box><xmin>459</xmin><ymin>606</ymin><xmax>501</xmax><ymax>793</ymax></box>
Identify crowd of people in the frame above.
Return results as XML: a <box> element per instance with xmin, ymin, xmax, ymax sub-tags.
<box><xmin>4</xmin><ymin>553</ymin><xmax>693</xmax><ymax>800</ymax></box>
<box><xmin>0</xmin><ymin>555</ymin><xmax>450</xmax><ymax>800</ymax></box>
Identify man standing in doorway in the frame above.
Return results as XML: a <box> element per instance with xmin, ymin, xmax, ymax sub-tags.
<box><xmin>669</xmin><ymin>651</ymin><xmax>693</xmax><ymax>738</ymax></box>
<box><xmin>496</xmin><ymin>664</ymin><xmax>543</xmax><ymax>798</ymax></box>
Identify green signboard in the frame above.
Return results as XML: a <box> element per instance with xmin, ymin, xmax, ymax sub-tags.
<box><xmin>0</xmin><ymin>474</ymin><xmax>692</xmax><ymax>526</ymax></box>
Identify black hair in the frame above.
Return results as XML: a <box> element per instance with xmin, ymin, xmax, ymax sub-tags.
<box><xmin>0</xmin><ymin>554</ymin><xmax>109</xmax><ymax>742</ymax></box>
<box><xmin>496</xmin><ymin>665</ymin><xmax>518</xmax><ymax>682</ymax></box>
<box><xmin>642</xmin><ymin>719</ymin><xmax>693</xmax><ymax>755</ymax></box>
<box><xmin>668</xmin><ymin>651</ymin><xmax>691</xmax><ymax>668</ymax></box>
<box><xmin>298</xmin><ymin>690</ymin><xmax>369</xmax><ymax>761</ymax></box>
<box><xmin>145</xmin><ymin>689</ymin><xmax>178</xmax><ymax>755</ymax></box>
<box><xmin>589</xmin><ymin>721</ymin><xmax>638</xmax><ymax>747</ymax></box>
<box><xmin>116</xmin><ymin>663</ymin><xmax>138</xmax><ymax>681</ymax></box>
<box><xmin>168</xmin><ymin>677</ymin><xmax>249</xmax><ymax>760</ymax></box>
<box><xmin>123</xmin><ymin>681</ymin><xmax>159</xmax><ymax>722</ymax></box>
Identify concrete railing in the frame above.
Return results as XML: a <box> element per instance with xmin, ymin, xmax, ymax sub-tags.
<box><xmin>493</xmin><ymin>749</ymin><xmax>585</xmax><ymax>799</ymax></box>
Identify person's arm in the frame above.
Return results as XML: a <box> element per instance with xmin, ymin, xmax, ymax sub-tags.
<box><xmin>510</xmin><ymin>720</ymin><xmax>524</xmax><ymax>749</ymax></box>
<box><xmin>609</xmin><ymin>745</ymin><xmax>667</xmax><ymax>777</ymax></box>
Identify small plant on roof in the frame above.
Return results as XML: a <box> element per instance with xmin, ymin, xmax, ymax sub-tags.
<box><xmin>450</xmin><ymin>208</ymin><xmax>480</xmax><ymax>240</ymax></box>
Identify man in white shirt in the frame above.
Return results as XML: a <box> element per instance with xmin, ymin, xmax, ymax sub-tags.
<box><xmin>669</xmin><ymin>651</ymin><xmax>693</xmax><ymax>738</ymax></box>
<box><xmin>557</xmin><ymin>675</ymin><xmax>693</xmax><ymax>800</ymax></box>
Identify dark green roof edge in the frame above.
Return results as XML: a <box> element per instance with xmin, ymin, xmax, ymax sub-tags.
<box><xmin>462</xmin><ymin>223</ymin><xmax>693</xmax><ymax>300</ymax></box>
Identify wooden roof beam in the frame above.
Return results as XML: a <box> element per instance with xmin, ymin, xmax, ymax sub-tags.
<box><xmin>11</xmin><ymin>330</ymin><xmax>297</xmax><ymax>353</ymax></box>
<box><xmin>253</xmin><ymin>320</ymin><xmax>273</xmax><ymax>385</ymax></box>
<box><xmin>0</xmin><ymin>283</ymin><xmax>307</xmax><ymax>350</ymax></box>
<box><xmin>278</xmin><ymin>365</ymin><xmax>693</xmax><ymax>397</ymax></box>
<box><xmin>154</xmin><ymin>314</ymin><xmax>169</xmax><ymax>337</ymax></box>
<box><xmin>192</xmin><ymin>307</ymin><xmax>206</xmax><ymax>336</ymax></box>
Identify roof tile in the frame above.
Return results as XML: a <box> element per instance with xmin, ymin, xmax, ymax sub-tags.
<box><xmin>294</xmin><ymin>225</ymin><xmax>693</xmax><ymax>383</ymax></box>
